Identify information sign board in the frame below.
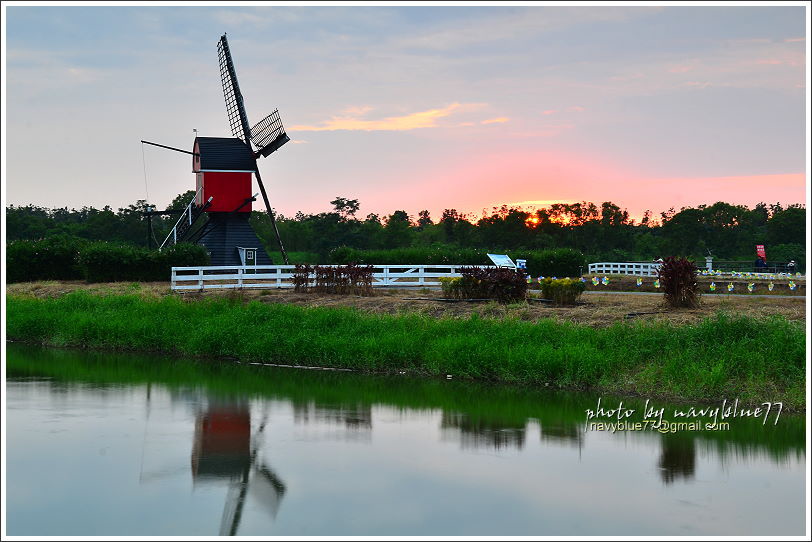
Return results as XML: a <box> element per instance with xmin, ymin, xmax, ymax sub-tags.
<box><xmin>487</xmin><ymin>254</ymin><xmax>517</xmax><ymax>268</ymax></box>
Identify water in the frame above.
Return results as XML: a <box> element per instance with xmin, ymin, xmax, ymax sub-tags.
<box><xmin>5</xmin><ymin>343</ymin><xmax>806</xmax><ymax>536</ymax></box>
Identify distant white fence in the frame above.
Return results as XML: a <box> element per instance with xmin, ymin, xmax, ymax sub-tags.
<box><xmin>587</xmin><ymin>262</ymin><xmax>662</xmax><ymax>277</ymax></box>
<box><xmin>587</xmin><ymin>260</ymin><xmax>805</xmax><ymax>279</ymax></box>
<box><xmin>171</xmin><ymin>264</ymin><xmax>494</xmax><ymax>291</ymax></box>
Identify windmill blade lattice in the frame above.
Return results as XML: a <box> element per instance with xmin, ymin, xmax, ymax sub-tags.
<box><xmin>217</xmin><ymin>35</ymin><xmax>252</xmax><ymax>143</ymax></box>
<box><xmin>251</xmin><ymin>110</ymin><xmax>290</xmax><ymax>157</ymax></box>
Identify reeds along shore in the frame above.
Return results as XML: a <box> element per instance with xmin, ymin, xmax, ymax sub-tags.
<box><xmin>5</xmin><ymin>291</ymin><xmax>806</xmax><ymax>409</ymax></box>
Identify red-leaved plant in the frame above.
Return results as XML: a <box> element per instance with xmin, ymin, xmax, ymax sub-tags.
<box><xmin>293</xmin><ymin>263</ymin><xmax>374</xmax><ymax>296</ymax></box>
<box><xmin>293</xmin><ymin>264</ymin><xmax>313</xmax><ymax>292</ymax></box>
<box><xmin>657</xmin><ymin>256</ymin><xmax>700</xmax><ymax>308</ymax></box>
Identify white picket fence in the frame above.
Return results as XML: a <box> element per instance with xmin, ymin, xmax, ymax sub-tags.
<box><xmin>171</xmin><ymin>264</ymin><xmax>494</xmax><ymax>291</ymax></box>
<box><xmin>587</xmin><ymin>262</ymin><xmax>662</xmax><ymax>277</ymax></box>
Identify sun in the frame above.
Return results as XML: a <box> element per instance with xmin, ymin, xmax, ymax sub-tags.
<box><xmin>525</xmin><ymin>216</ymin><xmax>540</xmax><ymax>227</ymax></box>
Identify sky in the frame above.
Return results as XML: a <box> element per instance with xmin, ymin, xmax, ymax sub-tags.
<box><xmin>3</xmin><ymin>3</ymin><xmax>808</xmax><ymax>222</ymax></box>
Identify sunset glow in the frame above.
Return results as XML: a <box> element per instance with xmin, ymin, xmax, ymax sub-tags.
<box><xmin>3</xmin><ymin>5</ymin><xmax>806</xmax><ymax>220</ymax></box>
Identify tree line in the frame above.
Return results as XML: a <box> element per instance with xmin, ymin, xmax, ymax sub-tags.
<box><xmin>6</xmin><ymin>192</ymin><xmax>806</xmax><ymax>265</ymax></box>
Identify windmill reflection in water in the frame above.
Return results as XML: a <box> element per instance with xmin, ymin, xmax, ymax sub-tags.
<box><xmin>191</xmin><ymin>397</ymin><xmax>286</xmax><ymax>536</ymax></box>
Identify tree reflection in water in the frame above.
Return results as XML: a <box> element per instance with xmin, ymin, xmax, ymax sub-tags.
<box><xmin>539</xmin><ymin>422</ymin><xmax>585</xmax><ymax>447</ymax></box>
<box><xmin>292</xmin><ymin>400</ymin><xmax>373</xmax><ymax>430</ymax></box>
<box><xmin>441</xmin><ymin>412</ymin><xmax>527</xmax><ymax>450</ymax></box>
<box><xmin>658</xmin><ymin>435</ymin><xmax>696</xmax><ymax>485</ymax></box>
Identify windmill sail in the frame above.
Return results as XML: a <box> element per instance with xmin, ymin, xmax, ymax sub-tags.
<box><xmin>251</xmin><ymin>110</ymin><xmax>290</xmax><ymax>157</ymax></box>
<box><xmin>216</xmin><ymin>33</ymin><xmax>290</xmax><ymax>265</ymax></box>
<box><xmin>218</xmin><ymin>34</ymin><xmax>252</xmax><ymax>143</ymax></box>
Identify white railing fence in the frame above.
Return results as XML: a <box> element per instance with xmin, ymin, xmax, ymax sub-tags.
<box><xmin>587</xmin><ymin>262</ymin><xmax>662</xmax><ymax>277</ymax></box>
<box><xmin>171</xmin><ymin>264</ymin><xmax>494</xmax><ymax>291</ymax></box>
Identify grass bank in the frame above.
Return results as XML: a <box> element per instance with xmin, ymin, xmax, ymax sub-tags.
<box><xmin>6</xmin><ymin>291</ymin><xmax>806</xmax><ymax>408</ymax></box>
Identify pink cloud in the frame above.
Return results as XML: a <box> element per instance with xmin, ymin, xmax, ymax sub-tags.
<box><xmin>668</xmin><ymin>64</ymin><xmax>693</xmax><ymax>73</ymax></box>
<box><xmin>291</xmin><ymin>102</ymin><xmax>486</xmax><ymax>132</ymax></box>
<box><xmin>566</xmin><ymin>106</ymin><xmax>586</xmax><ymax>113</ymax></box>
<box><xmin>541</xmin><ymin>109</ymin><xmax>558</xmax><ymax>115</ymax></box>
<box><xmin>341</xmin><ymin>105</ymin><xmax>374</xmax><ymax>116</ymax></box>
<box><xmin>481</xmin><ymin>117</ymin><xmax>509</xmax><ymax>124</ymax></box>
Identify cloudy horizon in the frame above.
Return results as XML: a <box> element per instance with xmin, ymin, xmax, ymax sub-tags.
<box><xmin>4</xmin><ymin>4</ymin><xmax>808</xmax><ymax>222</ymax></box>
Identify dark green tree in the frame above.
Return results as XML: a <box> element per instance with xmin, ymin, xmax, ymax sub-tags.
<box><xmin>330</xmin><ymin>196</ymin><xmax>360</xmax><ymax>220</ymax></box>
<box><xmin>767</xmin><ymin>206</ymin><xmax>805</xmax><ymax>246</ymax></box>
<box><xmin>384</xmin><ymin>210</ymin><xmax>413</xmax><ymax>248</ymax></box>
<box><xmin>167</xmin><ymin>190</ymin><xmax>197</xmax><ymax>210</ymax></box>
<box><xmin>417</xmin><ymin>210</ymin><xmax>433</xmax><ymax>229</ymax></box>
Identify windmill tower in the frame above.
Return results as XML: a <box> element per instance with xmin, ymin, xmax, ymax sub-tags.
<box><xmin>153</xmin><ymin>34</ymin><xmax>291</xmax><ymax>265</ymax></box>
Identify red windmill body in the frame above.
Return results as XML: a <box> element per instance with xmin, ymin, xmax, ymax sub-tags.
<box><xmin>193</xmin><ymin>138</ymin><xmax>255</xmax><ymax>214</ymax></box>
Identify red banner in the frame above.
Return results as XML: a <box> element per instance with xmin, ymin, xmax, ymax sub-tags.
<box><xmin>756</xmin><ymin>245</ymin><xmax>766</xmax><ymax>259</ymax></box>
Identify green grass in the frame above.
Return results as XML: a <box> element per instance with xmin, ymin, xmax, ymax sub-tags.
<box><xmin>6</xmin><ymin>291</ymin><xmax>806</xmax><ymax>408</ymax></box>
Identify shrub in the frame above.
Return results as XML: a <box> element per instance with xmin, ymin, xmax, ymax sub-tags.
<box><xmin>79</xmin><ymin>243</ymin><xmax>143</xmax><ymax>283</ymax></box>
<box><xmin>439</xmin><ymin>277</ymin><xmax>464</xmax><ymax>299</ymax></box>
<box><xmin>163</xmin><ymin>243</ymin><xmax>211</xmax><ymax>269</ymax></box>
<box><xmin>295</xmin><ymin>264</ymin><xmax>374</xmax><ymax>296</ymax></box>
<box><xmin>522</xmin><ymin>248</ymin><xmax>586</xmax><ymax>278</ymax></box>
<box><xmin>458</xmin><ymin>267</ymin><xmax>528</xmax><ymax>303</ymax></box>
<box><xmin>540</xmin><ymin>278</ymin><xmax>586</xmax><ymax>305</ymax></box>
<box><xmin>6</xmin><ymin>236</ymin><xmax>210</xmax><ymax>284</ymax></box>
<box><xmin>6</xmin><ymin>235</ymin><xmax>87</xmax><ymax>283</ymax></box>
<box><xmin>658</xmin><ymin>256</ymin><xmax>700</xmax><ymax>308</ymax></box>
<box><xmin>767</xmin><ymin>243</ymin><xmax>805</xmax><ymax>271</ymax></box>
<box><xmin>78</xmin><ymin>242</ymin><xmax>209</xmax><ymax>282</ymax></box>
<box><xmin>160</xmin><ymin>244</ymin><xmax>212</xmax><ymax>279</ymax></box>
<box><xmin>328</xmin><ymin>246</ymin><xmax>359</xmax><ymax>264</ymax></box>
<box><xmin>293</xmin><ymin>264</ymin><xmax>313</xmax><ymax>292</ymax></box>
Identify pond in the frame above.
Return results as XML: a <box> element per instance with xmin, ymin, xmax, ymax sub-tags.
<box><xmin>4</xmin><ymin>343</ymin><xmax>806</xmax><ymax>536</ymax></box>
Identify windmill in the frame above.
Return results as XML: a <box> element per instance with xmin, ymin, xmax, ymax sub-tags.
<box><xmin>144</xmin><ymin>33</ymin><xmax>291</xmax><ymax>265</ymax></box>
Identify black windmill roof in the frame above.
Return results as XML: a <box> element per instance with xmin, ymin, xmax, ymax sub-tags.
<box><xmin>194</xmin><ymin>137</ymin><xmax>256</xmax><ymax>172</ymax></box>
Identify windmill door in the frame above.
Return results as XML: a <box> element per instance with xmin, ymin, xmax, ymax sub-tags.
<box><xmin>238</xmin><ymin>247</ymin><xmax>257</xmax><ymax>273</ymax></box>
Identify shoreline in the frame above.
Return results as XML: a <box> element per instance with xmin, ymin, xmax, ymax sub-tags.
<box><xmin>11</xmin><ymin>337</ymin><xmax>803</xmax><ymax>413</ymax></box>
<box><xmin>6</xmin><ymin>290</ymin><xmax>806</xmax><ymax>410</ymax></box>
